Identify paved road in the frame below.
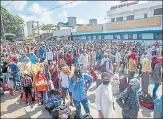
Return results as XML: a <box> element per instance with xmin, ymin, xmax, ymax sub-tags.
<box><xmin>1</xmin><ymin>67</ymin><xmax>162</xmax><ymax>118</ymax></box>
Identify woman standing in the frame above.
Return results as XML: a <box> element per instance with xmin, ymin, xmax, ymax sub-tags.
<box><xmin>116</xmin><ymin>78</ymin><xmax>140</xmax><ymax>119</ymax></box>
<box><xmin>141</xmin><ymin>54</ymin><xmax>152</xmax><ymax>93</ymax></box>
<box><xmin>128</xmin><ymin>52</ymin><xmax>137</xmax><ymax>83</ymax></box>
<box><xmin>152</xmin><ymin>57</ymin><xmax>162</xmax><ymax>99</ymax></box>
<box><xmin>95</xmin><ymin>72</ymin><xmax>116</xmax><ymax>118</ymax></box>
<box><xmin>34</xmin><ymin>71</ymin><xmax>48</xmax><ymax>105</ymax></box>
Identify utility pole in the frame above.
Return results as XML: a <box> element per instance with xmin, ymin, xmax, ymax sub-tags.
<box><xmin>1</xmin><ymin>15</ymin><xmax>7</xmax><ymax>48</ymax></box>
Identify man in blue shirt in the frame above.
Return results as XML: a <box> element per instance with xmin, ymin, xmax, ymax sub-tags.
<box><xmin>69</xmin><ymin>65</ymin><xmax>93</xmax><ymax>118</ymax></box>
<box><xmin>29</xmin><ymin>52</ymin><xmax>37</xmax><ymax>64</ymax></box>
<box><xmin>39</xmin><ymin>46</ymin><xmax>45</xmax><ymax>62</ymax></box>
<box><xmin>9</xmin><ymin>59</ymin><xmax>20</xmax><ymax>89</ymax></box>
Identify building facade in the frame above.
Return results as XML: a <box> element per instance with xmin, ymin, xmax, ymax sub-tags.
<box><xmin>72</xmin><ymin>1</ymin><xmax>162</xmax><ymax>45</ymax></box>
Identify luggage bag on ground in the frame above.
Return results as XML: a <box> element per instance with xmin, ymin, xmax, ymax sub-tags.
<box><xmin>119</xmin><ymin>75</ymin><xmax>128</xmax><ymax>92</ymax></box>
<box><xmin>51</xmin><ymin>105</ymin><xmax>71</xmax><ymax>119</ymax></box>
<box><xmin>45</xmin><ymin>95</ymin><xmax>62</xmax><ymax>113</ymax></box>
<box><xmin>1</xmin><ymin>83</ymin><xmax>9</xmax><ymax>91</ymax></box>
<box><xmin>139</xmin><ymin>91</ymin><xmax>154</xmax><ymax>110</ymax></box>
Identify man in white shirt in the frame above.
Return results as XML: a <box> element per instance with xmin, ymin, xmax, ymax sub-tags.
<box><xmin>59</xmin><ymin>66</ymin><xmax>73</xmax><ymax>105</ymax></box>
<box><xmin>79</xmin><ymin>50</ymin><xmax>89</xmax><ymax>73</ymax></box>
<box><xmin>115</xmin><ymin>48</ymin><xmax>121</xmax><ymax>74</ymax></box>
<box><xmin>101</xmin><ymin>52</ymin><xmax>109</xmax><ymax>66</ymax></box>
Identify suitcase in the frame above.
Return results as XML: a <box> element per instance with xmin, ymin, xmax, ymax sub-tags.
<box><xmin>139</xmin><ymin>91</ymin><xmax>154</xmax><ymax>110</ymax></box>
<box><xmin>1</xmin><ymin>83</ymin><xmax>9</xmax><ymax>91</ymax></box>
<box><xmin>119</xmin><ymin>75</ymin><xmax>128</xmax><ymax>92</ymax></box>
<box><xmin>51</xmin><ymin>105</ymin><xmax>71</xmax><ymax>119</ymax></box>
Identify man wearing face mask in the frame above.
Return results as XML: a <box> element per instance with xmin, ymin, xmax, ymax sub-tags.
<box><xmin>116</xmin><ymin>78</ymin><xmax>140</xmax><ymax>119</ymax></box>
<box><xmin>69</xmin><ymin>64</ymin><xmax>93</xmax><ymax>118</ymax></box>
<box><xmin>95</xmin><ymin>72</ymin><xmax>116</xmax><ymax>118</ymax></box>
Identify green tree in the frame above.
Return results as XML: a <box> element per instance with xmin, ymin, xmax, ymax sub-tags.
<box><xmin>1</xmin><ymin>6</ymin><xmax>24</xmax><ymax>40</ymax></box>
<box><xmin>40</xmin><ymin>24</ymin><xmax>56</xmax><ymax>32</ymax></box>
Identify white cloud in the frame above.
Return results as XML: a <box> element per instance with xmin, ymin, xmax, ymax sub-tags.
<box><xmin>58</xmin><ymin>1</ymin><xmax>88</xmax><ymax>8</ymax></box>
<box><xmin>58</xmin><ymin>10</ymin><xmax>68</xmax><ymax>18</ymax></box>
<box><xmin>27</xmin><ymin>3</ymin><xmax>54</xmax><ymax>24</ymax></box>
<box><xmin>2</xmin><ymin>1</ymin><xmax>27</xmax><ymax>11</ymax></box>
<box><xmin>77</xmin><ymin>19</ymin><xmax>88</xmax><ymax>24</ymax></box>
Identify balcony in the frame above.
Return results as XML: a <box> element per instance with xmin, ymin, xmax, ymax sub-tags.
<box><xmin>106</xmin><ymin>17</ymin><xmax>161</xmax><ymax>31</ymax></box>
<box><xmin>76</xmin><ymin>24</ymin><xmax>103</xmax><ymax>32</ymax></box>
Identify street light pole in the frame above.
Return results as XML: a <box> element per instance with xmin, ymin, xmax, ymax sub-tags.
<box><xmin>1</xmin><ymin>15</ymin><xmax>7</xmax><ymax>47</ymax></box>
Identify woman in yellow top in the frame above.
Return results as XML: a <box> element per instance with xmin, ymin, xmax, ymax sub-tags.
<box><xmin>141</xmin><ymin>54</ymin><xmax>151</xmax><ymax>93</ymax></box>
<box><xmin>128</xmin><ymin>53</ymin><xmax>137</xmax><ymax>83</ymax></box>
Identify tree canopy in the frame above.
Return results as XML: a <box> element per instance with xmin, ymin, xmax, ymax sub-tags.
<box><xmin>1</xmin><ymin>6</ymin><xmax>24</xmax><ymax>40</ymax></box>
<box><xmin>40</xmin><ymin>24</ymin><xmax>56</xmax><ymax>31</ymax></box>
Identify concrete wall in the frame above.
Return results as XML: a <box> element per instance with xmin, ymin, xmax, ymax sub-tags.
<box><xmin>76</xmin><ymin>25</ymin><xmax>103</xmax><ymax>32</ymax></box>
<box><xmin>106</xmin><ymin>17</ymin><xmax>161</xmax><ymax>30</ymax></box>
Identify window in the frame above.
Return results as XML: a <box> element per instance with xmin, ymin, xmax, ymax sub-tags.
<box><xmin>96</xmin><ymin>35</ymin><xmax>99</xmax><ymax>39</ymax></box>
<box><xmin>128</xmin><ymin>34</ymin><xmax>133</xmax><ymax>39</ymax></box>
<box><xmin>154</xmin><ymin>33</ymin><xmax>162</xmax><ymax>39</ymax></box>
<box><xmin>113</xmin><ymin>35</ymin><xmax>117</xmax><ymax>39</ymax></box>
<box><xmin>91</xmin><ymin>36</ymin><xmax>93</xmax><ymax>40</ymax></box>
<box><xmin>154</xmin><ymin>8</ymin><xmax>163</xmax><ymax>15</ymax></box>
<box><xmin>120</xmin><ymin>34</ymin><xmax>124</xmax><ymax>39</ymax></box>
<box><xmin>127</xmin><ymin>15</ymin><xmax>134</xmax><ymax>20</ymax></box>
<box><xmin>137</xmin><ymin>34</ymin><xmax>142</xmax><ymax>39</ymax></box>
<box><xmin>111</xmin><ymin>18</ymin><xmax>115</xmax><ymax>22</ymax></box>
<box><xmin>116</xmin><ymin>17</ymin><xmax>123</xmax><ymax>21</ymax></box>
<box><xmin>101</xmin><ymin>35</ymin><xmax>104</xmax><ymax>39</ymax></box>
<box><xmin>144</xmin><ymin>14</ymin><xmax>147</xmax><ymax>18</ymax></box>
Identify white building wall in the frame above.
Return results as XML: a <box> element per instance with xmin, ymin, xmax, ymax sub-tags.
<box><xmin>142</xmin><ymin>33</ymin><xmax>153</xmax><ymax>39</ymax></box>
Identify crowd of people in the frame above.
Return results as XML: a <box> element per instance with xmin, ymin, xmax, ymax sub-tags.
<box><xmin>0</xmin><ymin>39</ymin><xmax>162</xmax><ymax>118</ymax></box>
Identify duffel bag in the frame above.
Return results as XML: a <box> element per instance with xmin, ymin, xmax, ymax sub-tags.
<box><xmin>1</xmin><ymin>83</ymin><xmax>9</xmax><ymax>91</ymax></box>
<box><xmin>139</xmin><ymin>91</ymin><xmax>154</xmax><ymax>110</ymax></box>
<box><xmin>45</xmin><ymin>95</ymin><xmax>62</xmax><ymax>111</ymax></box>
<box><xmin>51</xmin><ymin>105</ymin><xmax>71</xmax><ymax>119</ymax></box>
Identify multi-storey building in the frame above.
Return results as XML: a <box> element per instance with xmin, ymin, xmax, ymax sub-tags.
<box><xmin>72</xmin><ymin>1</ymin><xmax>162</xmax><ymax>45</ymax></box>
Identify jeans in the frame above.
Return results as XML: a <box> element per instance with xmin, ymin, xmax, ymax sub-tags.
<box><xmin>73</xmin><ymin>98</ymin><xmax>90</xmax><ymax>118</ymax></box>
<box><xmin>2</xmin><ymin>73</ymin><xmax>9</xmax><ymax>83</ymax></box>
<box><xmin>152</xmin><ymin>83</ymin><xmax>160</xmax><ymax>98</ymax></box>
<box><xmin>38</xmin><ymin>91</ymin><xmax>48</xmax><ymax>104</ymax></box>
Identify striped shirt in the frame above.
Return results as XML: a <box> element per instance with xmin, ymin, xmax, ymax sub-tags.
<box><xmin>21</xmin><ymin>76</ymin><xmax>32</xmax><ymax>88</ymax></box>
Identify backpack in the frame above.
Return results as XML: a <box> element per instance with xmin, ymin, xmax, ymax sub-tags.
<box><xmin>100</xmin><ymin>60</ymin><xmax>113</xmax><ymax>73</ymax></box>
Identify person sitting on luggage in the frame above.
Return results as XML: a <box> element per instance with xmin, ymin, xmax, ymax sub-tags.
<box><xmin>116</xmin><ymin>78</ymin><xmax>140</xmax><ymax>119</ymax></box>
<box><xmin>21</xmin><ymin>71</ymin><xmax>33</xmax><ymax>105</ymax></box>
<box><xmin>95</xmin><ymin>72</ymin><xmax>116</xmax><ymax>118</ymax></box>
<box><xmin>69</xmin><ymin>65</ymin><xmax>93</xmax><ymax>118</ymax></box>
<box><xmin>59</xmin><ymin>65</ymin><xmax>73</xmax><ymax>106</ymax></box>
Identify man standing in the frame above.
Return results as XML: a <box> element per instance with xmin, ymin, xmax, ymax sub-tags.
<box><xmin>115</xmin><ymin>48</ymin><xmax>121</xmax><ymax>74</ymax></box>
<box><xmin>29</xmin><ymin>52</ymin><xmax>37</xmax><ymax>64</ymax></box>
<box><xmin>69</xmin><ymin>65</ymin><xmax>93</xmax><ymax>118</ymax></box>
<box><xmin>79</xmin><ymin>50</ymin><xmax>89</xmax><ymax>73</ymax></box>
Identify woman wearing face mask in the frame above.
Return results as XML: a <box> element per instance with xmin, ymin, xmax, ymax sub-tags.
<box><xmin>95</xmin><ymin>72</ymin><xmax>116</xmax><ymax>118</ymax></box>
<box><xmin>116</xmin><ymin>78</ymin><xmax>140</xmax><ymax>119</ymax></box>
